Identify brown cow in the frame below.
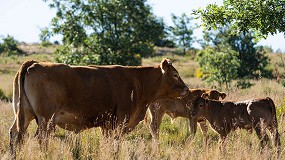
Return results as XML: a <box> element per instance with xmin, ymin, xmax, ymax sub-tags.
<box><xmin>147</xmin><ymin>89</ymin><xmax>226</xmax><ymax>142</ymax></box>
<box><xmin>10</xmin><ymin>59</ymin><xmax>189</xmax><ymax>155</ymax></box>
<box><xmin>189</xmin><ymin>96</ymin><xmax>281</xmax><ymax>152</ymax></box>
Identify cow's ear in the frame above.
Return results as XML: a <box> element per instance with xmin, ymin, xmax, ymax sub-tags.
<box><xmin>201</xmin><ymin>93</ymin><xmax>209</xmax><ymax>98</ymax></box>
<box><xmin>160</xmin><ymin>58</ymin><xmax>172</xmax><ymax>73</ymax></box>
<box><xmin>220</xmin><ymin>92</ymin><xmax>227</xmax><ymax>99</ymax></box>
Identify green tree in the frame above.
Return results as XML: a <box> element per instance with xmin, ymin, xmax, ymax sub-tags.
<box><xmin>193</xmin><ymin>0</ymin><xmax>285</xmax><ymax>37</ymax></box>
<box><xmin>196</xmin><ymin>45</ymin><xmax>240</xmax><ymax>90</ymax></box>
<box><xmin>0</xmin><ymin>35</ymin><xmax>23</xmax><ymax>56</ymax></box>
<box><xmin>43</xmin><ymin>0</ymin><xmax>165</xmax><ymax>65</ymax></box>
<box><xmin>170</xmin><ymin>13</ymin><xmax>196</xmax><ymax>55</ymax></box>
<box><xmin>256</xmin><ymin>45</ymin><xmax>274</xmax><ymax>53</ymax></box>
<box><xmin>200</xmin><ymin>26</ymin><xmax>272</xmax><ymax>79</ymax></box>
<box><xmin>228</xmin><ymin>31</ymin><xmax>272</xmax><ymax>78</ymax></box>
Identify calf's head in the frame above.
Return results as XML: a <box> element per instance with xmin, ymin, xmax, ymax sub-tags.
<box><xmin>203</xmin><ymin>90</ymin><xmax>227</xmax><ymax>100</ymax></box>
<box><xmin>187</xmin><ymin>97</ymin><xmax>208</xmax><ymax>118</ymax></box>
<box><xmin>158</xmin><ymin>58</ymin><xmax>189</xmax><ymax>99</ymax></box>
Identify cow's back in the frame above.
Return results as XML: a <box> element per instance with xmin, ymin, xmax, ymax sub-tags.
<box><xmin>24</xmin><ymin>62</ymin><xmax>147</xmax><ymax>131</ymax></box>
<box><xmin>247</xmin><ymin>98</ymin><xmax>276</xmax><ymax>125</ymax></box>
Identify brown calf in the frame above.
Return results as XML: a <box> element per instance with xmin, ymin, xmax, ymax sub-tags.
<box><xmin>189</xmin><ymin>96</ymin><xmax>281</xmax><ymax>152</ymax></box>
<box><xmin>147</xmin><ymin>89</ymin><xmax>226</xmax><ymax>141</ymax></box>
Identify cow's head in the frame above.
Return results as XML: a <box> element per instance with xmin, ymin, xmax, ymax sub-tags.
<box><xmin>159</xmin><ymin>58</ymin><xmax>189</xmax><ymax>99</ymax></box>
<box><xmin>187</xmin><ymin>96</ymin><xmax>208</xmax><ymax>118</ymax></box>
<box><xmin>186</xmin><ymin>94</ymin><xmax>206</xmax><ymax>135</ymax></box>
<box><xmin>203</xmin><ymin>90</ymin><xmax>227</xmax><ymax>100</ymax></box>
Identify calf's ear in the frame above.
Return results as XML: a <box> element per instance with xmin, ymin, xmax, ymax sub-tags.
<box><xmin>160</xmin><ymin>58</ymin><xmax>172</xmax><ymax>73</ymax></box>
<box><xmin>201</xmin><ymin>93</ymin><xmax>209</xmax><ymax>98</ymax></box>
<box><xmin>220</xmin><ymin>92</ymin><xmax>227</xmax><ymax>99</ymax></box>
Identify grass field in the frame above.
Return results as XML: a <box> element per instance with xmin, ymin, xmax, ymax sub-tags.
<box><xmin>1</xmin><ymin>51</ymin><xmax>285</xmax><ymax>159</ymax></box>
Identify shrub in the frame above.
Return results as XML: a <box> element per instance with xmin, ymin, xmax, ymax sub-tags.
<box><xmin>54</xmin><ymin>46</ymin><xmax>141</xmax><ymax>66</ymax></box>
<box><xmin>0</xmin><ymin>35</ymin><xmax>23</xmax><ymax>56</ymax></box>
<box><xmin>236</xmin><ymin>79</ymin><xmax>254</xmax><ymax>89</ymax></box>
<box><xmin>0</xmin><ymin>88</ymin><xmax>11</xmax><ymax>102</ymax></box>
<box><xmin>276</xmin><ymin>98</ymin><xmax>285</xmax><ymax>118</ymax></box>
<box><xmin>41</xmin><ymin>41</ymin><xmax>53</xmax><ymax>47</ymax></box>
<box><xmin>196</xmin><ymin>46</ymin><xmax>240</xmax><ymax>89</ymax></box>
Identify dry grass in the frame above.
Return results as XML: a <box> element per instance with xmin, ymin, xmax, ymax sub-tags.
<box><xmin>0</xmin><ymin>54</ymin><xmax>53</xmax><ymax>96</ymax></box>
<box><xmin>1</xmin><ymin>53</ymin><xmax>285</xmax><ymax>159</ymax></box>
<box><xmin>18</xmin><ymin>43</ymin><xmax>57</xmax><ymax>55</ymax></box>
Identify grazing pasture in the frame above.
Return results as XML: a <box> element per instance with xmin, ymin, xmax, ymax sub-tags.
<box><xmin>0</xmin><ymin>52</ymin><xmax>285</xmax><ymax>159</ymax></box>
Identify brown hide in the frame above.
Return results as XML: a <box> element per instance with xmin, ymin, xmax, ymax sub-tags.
<box><xmin>10</xmin><ymin>59</ymin><xmax>188</xmax><ymax>153</ymax></box>
<box><xmin>147</xmin><ymin>88</ymin><xmax>226</xmax><ymax>140</ymax></box>
<box><xmin>190</xmin><ymin>97</ymin><xmax>280</xmax><ymax>150</ymax></box>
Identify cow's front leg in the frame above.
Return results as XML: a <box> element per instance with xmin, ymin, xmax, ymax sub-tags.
<box><xmin>198</xmin><ymin>118</ymin><xmax>208</xmax><ymax>146</ymax></box>
<box><xmin>218</xmin><ymin>134</ymin><xmax>227</xmax><ymax>151</ymax></box>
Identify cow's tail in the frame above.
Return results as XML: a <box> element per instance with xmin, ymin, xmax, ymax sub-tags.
<box><xmin>267</xmin><ymin>97</ymin><xmax>281</xmax><ymax>153</ymax></box>
<box><xmin>16</xmin><ymin>60</ymin><xmax>37</xmax><ymax>142</ymax></box>
<box><xmin>266</xmin><ymin>97</ymin><xmax>278</xmax><ymax>128</ymax></box>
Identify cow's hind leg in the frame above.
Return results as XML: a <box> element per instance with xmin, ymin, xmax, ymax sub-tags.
<box><xmin>254</xmin><ymin>125</ymin><xmax>270</xmax><ymax>150</ymax></box>
<box><xmin>268</xmin><ymin>127</ymin><xmax>281</xmax><ymax>155</ymax></box>
<box><xmin>218</xmin><ymin>134</ymin><xmax>227</xmax><ymax>152</ymax></box>
<box><xmin>36</xmin><ymin>115</ymin><xmax>55</xmax><ymax>150</ymax></box>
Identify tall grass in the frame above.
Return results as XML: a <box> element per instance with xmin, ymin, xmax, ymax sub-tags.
<box><xmin>1</xmin><ymin>53</ymin><xmax>285</xmax><ymax>159</ymax></box>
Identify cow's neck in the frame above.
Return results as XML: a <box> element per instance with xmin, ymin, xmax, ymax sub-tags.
<box><xmin>138</xmin><ymin>66</ymin><xmax>164</xmax><ymax>103</ymax></box>
<box><xmin>127</xmin><ymin>66</ymin><xmax>163</xmax><ymax>130</ymax></box>
<box><xmin>204</xmin><ymin>100</ymin><xmax>223</xmax><ymax>125</ymax></box>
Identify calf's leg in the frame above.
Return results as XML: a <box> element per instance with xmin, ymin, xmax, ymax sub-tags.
<box><xmin>269</xmin><ymin>127</ymin><xmax>281</xmax><ymax>155</ymax></box>
<box><xmin>198</xmin><ymin>119</ymin><xmax>208</xmax><ymax>146</ymax></box>
<box><xmin>254</xmin><ymin>125</ymin><xmax>270</xmax><ymax>150</ymax></box>
<box><xmin>149</xmin><ymin>108</ymin><xmax>164</xmax><ymax>142</ymax></box>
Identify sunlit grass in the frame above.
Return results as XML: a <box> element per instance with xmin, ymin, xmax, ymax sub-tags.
<box><xmin>1</xmin><ymin>53</ymin><xmax>285</xmax><ymax>159</ymax></box>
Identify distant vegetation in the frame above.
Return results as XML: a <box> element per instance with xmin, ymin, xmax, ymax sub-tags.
<box><xmin>0</xmin><ymin>35</ymin><xmax>23</xmax><ymax>56</ymax></box>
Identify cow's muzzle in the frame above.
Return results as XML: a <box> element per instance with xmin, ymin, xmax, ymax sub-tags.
<box><xmin>179</xmin><ymin>87</ymin><xmax>189</xmax><ymax>98</ymax></box>
<box><xmin>190</xmin><ymin>111</ymin><xmax>197</xmax><ymax>118</ymax></box>
<box><xmin>186</xmin><ymin>101</ymin><xmax>196</xmax><ymax>118</ymax></box>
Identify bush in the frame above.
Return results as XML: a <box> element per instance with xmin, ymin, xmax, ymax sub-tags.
<box><xmin>236</xmin><ymin>79</ymin><xmax>254</xmax><ymax>89</ymax></box>
<box><xmin>54</xmin><ymin>46</ymin><xmax>101</xmax><ymax>65</ymax></box>
<box><xmin>55</xmin><ymin>46</ymin><xmax>141</xmax><ymax>66</ymax></box>
<box><xmin>196</xmin><ymin>46</ymin><xmax>240</xmax><ymax>89</ymax></box>
<box><xmin>41</xmin><ymin>41</ymin><xmax>53</xmax><ymax>47</ymax></box>
<box><xmin>0</xmin><ymin>88</ymin><xmax>11</xmax><ymax>102</ymax></box>
<box><xmin>0</xmin><ymin>35</ymin><xmax>23</xmax><ymax>56</ymax></box>
<box><xmin>276</xmin><ymin>99</ymin><xmax>285</xmax><ymax>118</ymax></box>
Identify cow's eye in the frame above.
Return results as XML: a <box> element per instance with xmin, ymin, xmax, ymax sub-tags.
<box><xmin>173</xmin><ymin>74</ymin><xmax>179</xmax><ymax>78</ymax></box>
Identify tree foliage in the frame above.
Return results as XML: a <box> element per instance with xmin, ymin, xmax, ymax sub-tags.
<box><xmin>170</xmin><ymin>13</ymin><xmax>196</xmax><ymax>55</ymax></box>
<box><xmin>0</xmin><ymin>35</ymin><xmax>23</xmax><ymax>56</ymax></box>
<box><xmin>43</xmin><ymin>0</ymin><xmax>165</xmax><ymax>65</ymax></box>
<box><xmin>194</xmin><ymin>0</ymin><xmax>285</xmax><ymax>37</ymax></box>
<box><xmin>200</xmin><ymin>26</ymin><xmax>272</xmax><ymax>79</ymax></box>
<box><xmin>228</xmin><ymin>32</ymin><xmax>272</xmax><ymax>78</ymax></box>
<box><xmin>196</xmin><ymin>45</ymin><xmax>240</xmax><ymax>89</ymax></box>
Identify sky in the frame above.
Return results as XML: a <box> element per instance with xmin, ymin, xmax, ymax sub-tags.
<box><xmin>1</xmin><ymin>0</ymin><xmax>285</xmax><ymax>52</ymax></box>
